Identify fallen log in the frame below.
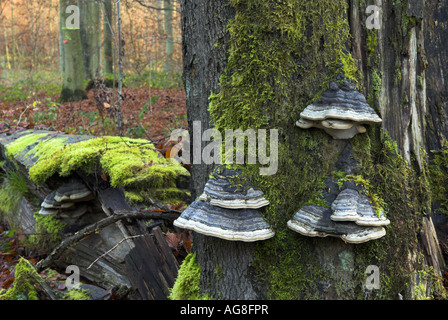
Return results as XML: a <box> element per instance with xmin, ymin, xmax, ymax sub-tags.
<box><xmin>0</xmin><ymin>129</ymin><xmax>190</xmax><ymax>299</ymax></box>
<box><xmin>35</xmin><ymin>209</ymin><xmax>179</xmax><ymax>272</ymax></box>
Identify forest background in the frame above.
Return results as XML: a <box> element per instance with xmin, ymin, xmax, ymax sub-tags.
<box><xmin>0</xmin><ymin>0</ymin><xmax>187</xmax><ymax>141</ymax></box>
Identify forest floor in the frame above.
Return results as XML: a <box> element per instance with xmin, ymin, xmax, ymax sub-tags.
<box><xmin>0</xmin><ymin>75</ymin><xmax>189</xmax><ymax>299</ymax></box>
<box><xmin>0</xmin><ymin>87</ymin><xmax>188</xmax><ymax>142</ymax></box>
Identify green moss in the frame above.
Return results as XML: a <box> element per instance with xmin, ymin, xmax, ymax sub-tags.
<box><xmin>169</xmin><ymin>252</ymin><xmax>212</xmax><ymax>300</ymax></box>
<box><xmin>5</xmin><ymin>132</ymin><xmax>50</xmax><ymax>158</ymax></box>
<box><xmin>368</xmin><ymin>68</ymin><xmax>383</xmax><ymax>110</ymax></box>
<box><xmin>125</xmin><ymin>188</ymin><xmax>189</xmax><ymax>206</ymax></box>
<box><xmin>25</xmin><ymin>212</ymin><xmax>66</xmax><ymax>253</ymax></box>
<box><xmin>28</xmin><ymin>136</ymin><xmax>188</xmax><ymax>188</ymax></box>
<box><xmin>429</xmin><ymin>144</ymin><xmax>448</xmax><ymax>214</ymax></box>
<box><xmin>411</xmin><ymin>266</ymin><xmax>446</xmax><ymax>300</ymax></box>
<box><xmin>367</xmin><ymin>30</ymin><xmax>378</xmax><ymax>57</ymax></box>
<box><xmin>339</xmin><ymin>51</ymin><xmax>363</xmax><ymax>89</ymax></box>
<box><xmin>0</xmin><ymin>258</ymin><xmax>41</xmax><ymax>300</ymax></box>
<box><xmin>6</xmin><ymin>133</ymin><xmax>189</xmax><ymax>205</ymax></box>
<box><xmin>63</xmin><ymin>287</ymin><xmax>91</xmax><ymax>300</ymax></box>
<box><xmin>0</xmin><ymin>169</ymin><xmax>28</xmax><ymax>219</ymax></box>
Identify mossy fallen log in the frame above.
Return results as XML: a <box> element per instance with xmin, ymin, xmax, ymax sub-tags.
<box><xmin>0</xmin><ymin>129</ymin><xmax>190</xmax><ymax>299</ymax></box>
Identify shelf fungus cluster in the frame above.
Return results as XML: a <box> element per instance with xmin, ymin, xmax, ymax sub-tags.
<box><xmin>287</xmin><ymin>185</ymin><xmax>390</xmax><ymax>244</ymax></box>
<box><xmin>39</xmin><ymin>177</ymin><xmax>94</xmax><ymax>219</ymax></box>
<box><xmin>174</xmin><ymin>168</ymin><xmax>274</xmax><ymax>242</ymax></box>
<box><xmin>296</xmin><ymin>77</ymin><xmax>382</xmax><ymax>139</ymax></box>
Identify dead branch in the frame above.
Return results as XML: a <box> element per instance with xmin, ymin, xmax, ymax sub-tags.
<box><xmin>86</xmin><ymin>234</ymin><xmax>145</xmax><ymax>270</ymax></box>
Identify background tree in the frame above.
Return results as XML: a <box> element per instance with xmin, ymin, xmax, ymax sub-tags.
<box><xmin>102</xmin><ymin>0</ymin><xmax>113</xmax><ymax>75</ymax></box>
<box><xmin>181</xmin><ymin>0</ymin><xmax>448</xmax><ymax>300</ymax></box>
<box><xmin>163</xmin><ymin>0</ymin><xmax>174</xmax><ymax>74</ymax></box>
<box><xmin>59</xmin><ymin>0</ymin><xmax>86</xmax><ymax>102</ymax></box>
<box><xmin>79</xmin><ymin>0</ymin><xmax>101</xmax><ymax>80</ymax></box>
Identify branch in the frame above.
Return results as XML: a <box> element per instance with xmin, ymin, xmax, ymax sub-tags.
<box><xmin>35</xmin><ymin>209</ymin><xmax>179</xmax><ymax>272</ymax></box>
<box><xmin>86</xmin><ymin>234</ymin><xmax>145</xmax><ymax>270</ymax></box>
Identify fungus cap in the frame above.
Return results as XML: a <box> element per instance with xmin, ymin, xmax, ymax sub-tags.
<box><xmin>38</xmin><ymin>207</ymin><xmax>59</xmax><ymax>216</ymax></box>
<box><xmin>199</xmin><ymin>168</ymin><xmax>269</xmax><ymax>209</ymax></box>
<box><xmin>330</xmin><ymin>188</ymin><xmax>360</xmax><ymax>221</ymax></box>
<box><xmin>355</xmin><ymin>194</ymin><xmax>390</xmax><ymax>227</ymax></box>
<box><xmin>173</xmin><ymin>199</ymin><xmax>275</xmax><ymax>242</ymax></box>
<box><xmin>54</xmin><ymin>178</ymin><xmax>93</xmax><ymax>203</ymax></box>
<box><xmin>296</xmin><ymin>79</ymin><xmax>382</xmax><ymax>139</ymax></box>
<box><xmin>330</xmin><ymin>188</ymin><xmax>390</xmax><ymax>227</ymax></box>
<box><xmin>287</xmin><ymin>205</ymin><xmax>386</xmax><ymax>244</ymax></box>
<box><xmin>58</xmin><ymin>203</ymin><xmax>89</xmax><ymax>219</ymax></box>
<box><xmin>41</xmin><ymin>191</ymin><xmax>75</xmax><ymax>210</ymax></box>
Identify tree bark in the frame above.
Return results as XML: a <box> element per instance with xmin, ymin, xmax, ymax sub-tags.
<box><xmin>180</xmin><ymin>0</ymin><xmax>257</xmax><ymax>300</ymax></box>
<box><xmin>180</xmin><ymin>0</ymin><xmax>234</xmax><ymax>200</ymax></box>
<box><xmin>181</xmin><ymin>0</ymin><xmax>447</xmax><ymax>300</ymax></box>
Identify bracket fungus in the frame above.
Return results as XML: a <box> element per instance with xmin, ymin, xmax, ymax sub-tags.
<box><xmin>287</xmin><ymin>205</ymin><xmax>386</xmax><ymax>244</ymax></box>
<box><xmin>199</xmin><ymin>168</ymin><xmax>269</xmax><ymax>209</ymax></box>
<box><xmin>330</xmin><ymin>188</ymin><xmax>390</xmax><ymax>226</ymax></box>
<box><xmin>39</xmin><ymin>178</ymin><xmax>93</xmax><ymax>219</ymax></box>
<box><xmin>296</xmin><ymin>77</ymin><xmax>382</xmax><ymax>139</ymax></box>
<box><xmin>54</xmin><ymin>178</ymin><xmax>94</xmax><ymax>203</ymax></box>
<box><xmin>174</xmin><ymin>199</ymin><xmax>275</xmax><ymax>242</ymax></box>
<box><xmin>287</xmin><ymin>177</ymin><xmax>389</xmax><ymax>244</ymax></box>
<box><xmin>174</xmin><ymin>167</ymin><xmax>274</xmax><ymax>242</ymax></box>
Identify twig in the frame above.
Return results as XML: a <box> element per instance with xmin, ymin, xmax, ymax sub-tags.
<box><xmin>16</xmin><ymin>104</ymin><xmax>30</xmax><ymax>128</ymax></box>
<box><xmin>86</xmin><ymin>234</ymin><xmax>145</xmax><ymax>270</ymax></box>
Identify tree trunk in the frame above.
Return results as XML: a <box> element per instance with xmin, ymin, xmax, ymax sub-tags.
<box><xmin>116</xmin><ymin>0</ymin><xmax>123</xmax><ymax>131</ymax></box>
<box><xmin>181</xmin><ymin>0</ymin><xmax>447</xmax><ymax>300</ymax></box>
<box><xmin>163</xmin><ymin>0</ymin><xmax>174</xmax><ymax>74</ymax></box>
<box><xmin>103</xmin><ymin>0</ymin><xmax>114</xmax><ymax>75</ymax></box>
<box><xmin>58</xmin><ymin>0</ymin><xmax>64</xmax><ymax>74</ymax></box>
<box><xmin>79</xmin><ymin>0</ymin><xmax>101</xmax><ymax>80</ymax></box>
<box><xmin>59</xmin><ymin>0</ymin><xmax>87</xmax><ymax>102</ymax></box>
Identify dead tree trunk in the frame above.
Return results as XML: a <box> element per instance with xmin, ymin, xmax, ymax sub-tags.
<box><xmin>0</xmin><ymin>130</ymin><xmax>188</xmax><ymax>299</ymax></box>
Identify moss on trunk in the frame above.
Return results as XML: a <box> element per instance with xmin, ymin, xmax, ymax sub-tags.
<box><xmin>197</xmin><ymin>0</ymin><xmax>446</xmax><ymax>299</ymax></box>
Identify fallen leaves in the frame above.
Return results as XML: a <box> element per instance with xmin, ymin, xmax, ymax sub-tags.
<box><xmin>0</xmin><ymin>87</ymin><xmax>188</xmax><ymax>142</ymax></box>
<box><xmin>165</xmin><ymin>229</ymin><xmax>192</xmax><ymax>258</ymax></box>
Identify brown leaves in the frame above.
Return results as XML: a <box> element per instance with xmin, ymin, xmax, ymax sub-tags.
<box><xmin>0</xmin><ymin>87</ymin><xmax>187</xmax><ymax>141</ymax></box>
<box><xmin>0</xmin><ymin>225</ymin><xmax>29</xmax><ymax>291</ymax></box>
<box><xmin>165</xmin><ymin>230</ymin><xmax>192</xmax><ymax>257</ymax></box>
